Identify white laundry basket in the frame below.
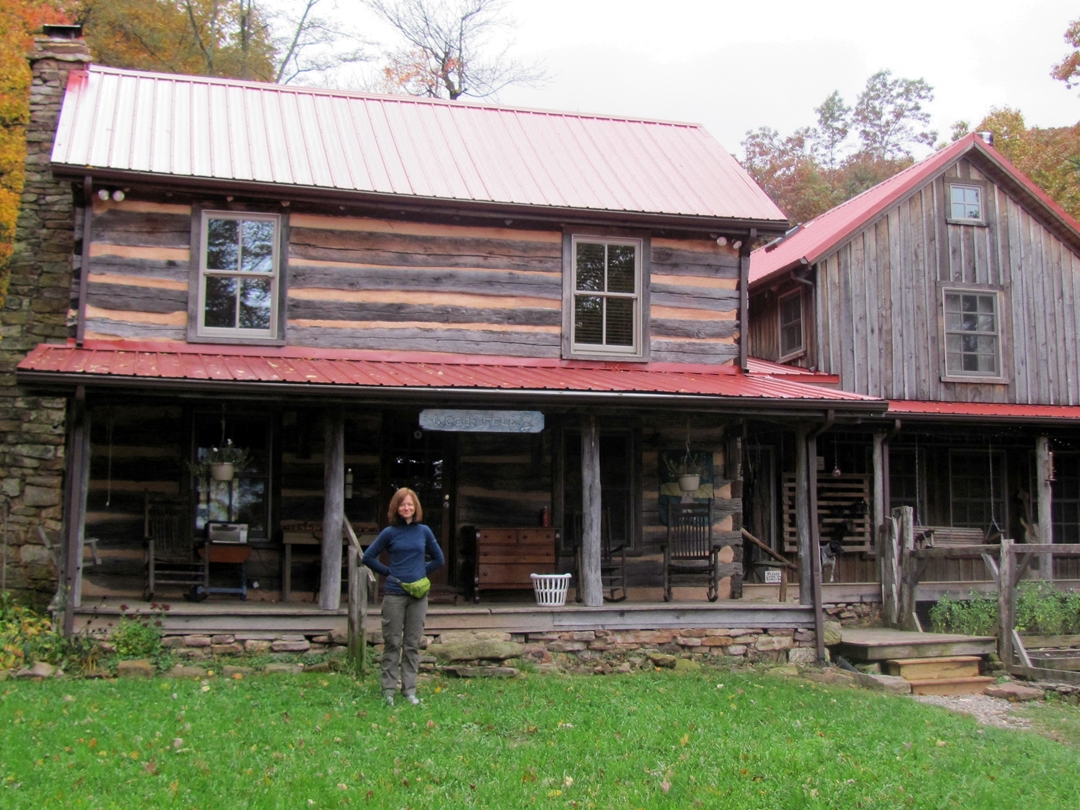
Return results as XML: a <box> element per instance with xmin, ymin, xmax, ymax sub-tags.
<box><xmin>530</xmin><ymin>573</ymin><xmax>572</xmax><ymax>607</ymax></box>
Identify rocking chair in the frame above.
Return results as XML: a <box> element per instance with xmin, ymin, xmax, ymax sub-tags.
<box><xmin>662</xmin><ymin>500</ymin><xmax>718</xmax><ymax>602</ymax></box>
<box><xmin>144</xmin><ymin>492</ymin><xmax>206</xmax><ymax>600</ymax></box>
<box><xmin>572</xmin><ymin>509</ymin><xmax>628</xmax><ymax>602</ymax></box>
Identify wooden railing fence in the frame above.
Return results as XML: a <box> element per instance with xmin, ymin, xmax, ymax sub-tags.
<box><xmin>344</xmin><ymin>522</ymin><xmax>374</xmax><ymax>674</ymax></box>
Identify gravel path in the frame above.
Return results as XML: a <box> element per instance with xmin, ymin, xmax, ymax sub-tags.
<box><xmin>911</xmin><ymin>693</ymin><xmax>1033</xmax><ymax>730</ymax></box>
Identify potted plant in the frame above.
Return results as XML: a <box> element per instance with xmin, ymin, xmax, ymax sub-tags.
<box><xmin>189</xmin><ymin>440</ymin><xmax>252</xmax><ymax>483</ymax></box>
<box><xmin>665</xmin><ymin>450</ymin><xmax>707</xmax><ymax>493</ymax></box>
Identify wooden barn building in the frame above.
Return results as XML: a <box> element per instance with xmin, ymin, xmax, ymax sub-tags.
<box><xmin>1</xmin><ymin>26</ymin><xmax>884</xmax><ymax>652</ymax></box>
<box><xmin>748</xmin><ymin>131</ymin><xmax>1080</xmax><ymax>606</ymax></box>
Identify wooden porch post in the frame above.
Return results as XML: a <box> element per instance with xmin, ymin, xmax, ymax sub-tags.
<box><xmin>320</xmin><ymin>408</ymin><xmax>345</xmax><ymax>610</ymax></box>
<box><xmin>998</xmin><ymin>537</ymin><xmax>1014</xmax><ymax>666</ymax></box>
<box><xmin>795</xmin><ymin>424</ymin><xmax>812</xmax><ymax>605</ymax></box>
<box><xmin>807</xmin><ymin>431</ymin><xmax>826</xmax><ymax>663</ymax></box>
<box><xmin>1035</xmin><ymin>436</ymin><xmax>1054</xmax><ymax>579</ymax></box>
<box><xmin>580</xmin><ymin>416</ymin><xmax>603</xmax><ymax>607</ymax></box>
<box><xmin>872</xmin><ymin>433</ymin><xmax>886</xmax><ymax>557</ymax></box>
<box><xmin>61</xmin><ymin>386</ymin><xmax>90</xmax><ymax>635</ymax></box>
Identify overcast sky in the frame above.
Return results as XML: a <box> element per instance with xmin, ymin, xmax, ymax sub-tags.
<box><xmin>346</xmin><ymin>0</ymin><xmax>1080</xmax><ymax>160</ymax></box>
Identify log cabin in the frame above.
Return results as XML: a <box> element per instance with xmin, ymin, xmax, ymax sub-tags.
<box><xmin>748</xmin><ymin>131</ymin><xmax>1080</xmax><ymax>605</ymax></box>
<box><xmin>2</xmin><ymin>27</ymin><xmax>884</xmax><ymax>651</ymax></box>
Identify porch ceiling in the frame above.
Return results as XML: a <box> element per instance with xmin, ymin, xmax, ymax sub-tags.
<box><xmin>18</xmin><ymin>341</ymin><xmax>886</xmax><ymax>414</ymax></box>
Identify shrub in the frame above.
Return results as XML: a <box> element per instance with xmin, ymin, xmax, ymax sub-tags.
<box><xmin>110</xmin><ymin>615</ymin><xmax>164</xmax><ymax>659</ymax></box>
<box><xmin>1015</xmin><ymin>581</ymin><xmax>1080</xmax><ymax>635</ymax></box>
<box><xmin>0</xmin><ymin>593</ymin><xmax>103</xmax><ymax>675</ymax></box>
<box><xmin>928</xmin><ymin>594</ymin><xmax>998</xmax><ymax>636</ymax></box>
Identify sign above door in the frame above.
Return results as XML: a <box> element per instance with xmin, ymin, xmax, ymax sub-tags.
<box><xmin>419</xmin><ymin>409</ymin><xmax>545</xmax><ymax>433</ymax></box>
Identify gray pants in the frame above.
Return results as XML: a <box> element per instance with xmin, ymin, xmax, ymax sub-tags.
<box><xmin>380</xmin><ymin>593</ymin><xmax>428</xmax><ymax>696</ymax></box>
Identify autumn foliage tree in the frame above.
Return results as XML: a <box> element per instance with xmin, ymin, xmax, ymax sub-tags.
<box><xmin>0</xmin><ymin>0</ymin><xmax>71</xmax><ymax>286</ymax></box>
<box><xmin>741</xmin><ymin>70</ymin><xmax>935</xmax><ymax>224</ymax></box>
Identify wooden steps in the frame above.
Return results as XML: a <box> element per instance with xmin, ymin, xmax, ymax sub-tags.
<box><xmin>883</xmin><ymin>655</ymin><xmax>993</xmax><ymax>695</ymax></box>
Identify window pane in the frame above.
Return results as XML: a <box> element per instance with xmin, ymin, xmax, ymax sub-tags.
<box><xmin>576</xmin><ymin>243</ymin><xmax>605</xmax><ymax>292</ymax></box>
<box><xmin>204</xmin><ymin>276</ymin><xmax>237</xmax><ymax>327</ymax></box>
<box><xmin>607</xmin><ymin>245</ymin><xmax>636</xmax><ymax>293</ymax></box>
<box><xmin>575</xmin><ymin>296</ymin><xmax>603</xmax><ymax>344</ymax></box>
<box><xmin>206</xmin><ymin>219</ymin><xmax>239</xmax><ymax>271</ymax></box>
<box><xmin>605</xmin><ymin>298</ymin><xmax>634</xmax><ymax>346</ymax></box>
<box><xmin>239</xmin><ymin>277</ymin><xmax>272</xmax><ymax>329</ymax></box>
<box><xmin>240</xmin><ymin>220</ymin><xmax>275</xmax><ymax>273</ymax></box>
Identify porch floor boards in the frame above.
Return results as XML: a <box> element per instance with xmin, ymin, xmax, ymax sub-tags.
<box><xmin>73</xmin><ymin>598</ymin><xmax>815</xmax><ymax>637</ymax></box>
<box><xmin>835</xmin><ymin>627</ymin><xmax>996</xmax><ymax>662</ymax></box>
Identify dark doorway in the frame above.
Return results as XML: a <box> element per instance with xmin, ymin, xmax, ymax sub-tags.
<box><xmin>382</xmin><ymin>412</ymin><xmax>456</xmax><ymax>587</ymax></box>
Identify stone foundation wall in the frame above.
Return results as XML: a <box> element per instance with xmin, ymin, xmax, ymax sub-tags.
<box><xmin>824</xmin><ymin>602</ymin><xmax>881</xmax><ymax>627</ymax></box>
<box><xmin>148</xmin><ymin>625</ymin><xmax>820</xmax><ymax>673</ymax></box>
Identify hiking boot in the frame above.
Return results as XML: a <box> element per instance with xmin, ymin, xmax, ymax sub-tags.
<box><xmin>405</xmin><ymin>694</ymin><xmax>421</xmax><ymax>706</ymax></box>
<box><xmin>384</xmin><ymin>695</ymin><xmax>394</xmax><ymax>707</ymax></box>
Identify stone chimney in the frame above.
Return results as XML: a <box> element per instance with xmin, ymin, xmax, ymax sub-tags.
<box><xmin>0</xmin><ymin>27</ymin><xmax>91</xmax><ymax>604</ymax></box>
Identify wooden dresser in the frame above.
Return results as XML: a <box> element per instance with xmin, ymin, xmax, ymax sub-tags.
<box><xmin>473</xmin><ymin>527</ymin><xmax>559</xmax><ymax>602</ymax></box>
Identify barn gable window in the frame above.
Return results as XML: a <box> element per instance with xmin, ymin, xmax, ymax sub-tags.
<box><xmin>946</xmin><ymin>181</ymin><xmax>987</xmax><ymax>226</ymax></box>
<box><xmin>778</xmin><ymin>289</ymin><xmax>805</xmax><ymax>360</ymax></box>
<box><xmin>564</xmin><ymin>235</ymin><xmax>648</xmax><ymax>360</ymax></box>
<box><xmin>190</xmin><ymin>210</ymin><xmax>285</xmax><ymax>343</ymax></box>
<box><xmin>942</xmin><ymin>288</ymin><xmax>1002</xmax><ymax>379</ymax></box>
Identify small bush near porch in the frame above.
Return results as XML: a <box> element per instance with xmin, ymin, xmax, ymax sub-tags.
<box><xmin>3</xmin><ymin>670</ymin><xmax>1079</xmax><ymax>808</ymax></box>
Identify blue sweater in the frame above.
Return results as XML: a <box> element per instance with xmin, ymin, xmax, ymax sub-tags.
<box><xmin>361</xmin><ymin>521</ymin><xmax>444</xmax><ymax>596</ymax></box>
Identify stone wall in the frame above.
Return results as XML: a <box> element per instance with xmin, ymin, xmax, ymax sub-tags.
<box><xmin>0</xmin><ymin>34</ymin><xmax>90</xmax><ymax>604</ymax></box>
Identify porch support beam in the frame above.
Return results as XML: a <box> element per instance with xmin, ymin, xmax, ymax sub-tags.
<box><xmin>807</xmin><ymin>426</ymin><xmax>827</xmax><ymax>664</ymax></box>
<box><xmin>795</xmin><ymin>424</ymin><xmax>812</xmax><ymax>604</ymax></box>
<box><xmin>1036</xmin><ymin>436</ymin><xmax>1053</xmax><ymax>579</ymax></box>
<box><xmin>580</xmin><ymin>415</ymin><xmax>603</xmax><ymax>607</ymax></box>
<box><xmin>61</xmin><ymin>386</ymin><xmax>91</xmax><ymax>635</ymax></box>
<box><xmin>320</xmin><ymin>408</ymin><xmax>345</xmax><ymax>610</ymax></box>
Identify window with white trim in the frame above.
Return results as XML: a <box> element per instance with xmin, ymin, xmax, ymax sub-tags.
<box><xmin>197</xmin><ymin>211</ymin><xmax>279</xmax><ymax>339</ymax></box>
<box><xmin>778</xmin><ymin>289</ymin><xmax>804</xmax><ymax>359</ymax></box>
<box><xmin>943</xmin><ymin>289</ymin><xmax>1001</xmax><ymax>377</ymax></box>
<box><xmin>570</xmin><ymin>236</ymin><xmax>642</xmax><ymax>356</ymax></box>
<box><xmin>947</xmin><ymin>182</ymin><xmax>986</xmax><ymax>225</ymax></box>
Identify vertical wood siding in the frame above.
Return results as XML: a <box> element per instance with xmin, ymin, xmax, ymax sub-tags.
<box><xmin>808</xmin><ymin>159</ymin><xmax>1080</xmax><ymax>404</ymax></box>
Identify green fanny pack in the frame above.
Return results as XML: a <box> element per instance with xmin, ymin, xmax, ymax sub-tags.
<box><xmin>401</xmin><ymin>577</ymin><xmax>431</xmax><ymax>599</ymax></box>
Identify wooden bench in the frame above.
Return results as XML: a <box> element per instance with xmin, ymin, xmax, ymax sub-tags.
<box><xmin>915</xmin><ymin>526</ymin><xmax>986</xmax><ymax>548</ymax></box>
<box><xmin>473</xmin><ymin>527</ymin><xmax>559</xmax><ymax>603</ymax></box>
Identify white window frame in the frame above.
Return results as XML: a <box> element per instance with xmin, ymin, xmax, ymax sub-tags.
<box><xmin>777</xmin><ymin>288</ymin><xmax>805</xmax><ymax>361</ymax></box>
<box><xmin>941</xmin><ymin>287</ymin><xmax>1003</xmax><ymax>381</ymax></box>
<box><xmin>195</xmin><ymin>210</ymin><xmax>281</xmax><ymax>341</ymax></box>
<box><xmin>567</xmin><ymin>235</ymin><xmax>645</xmax><ymax>359</ymax></box>
<box><xmin>946</xmin><ymin>181</ymin><xmax>987</xmax><ymax>226</ymax></box>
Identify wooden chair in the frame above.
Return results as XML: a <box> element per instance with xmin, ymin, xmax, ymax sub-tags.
<box><xmin>144</xmin><ymin>492</ymin><xmax>206</xmax><ymax>600</ymax></box>
<box><xmin>662</xmin><ymin>500</ymin><xmax>718</xmax><ymax>602</ymax></box>
<box><xmin>572</xmin><ymin>509</ymin><xmax>627</xmax><ymax>602</ymax></box>
<box><xmin>37</xmin><ymin>525</ymin><xmax>101</xmax><ymax>609</ymax></box>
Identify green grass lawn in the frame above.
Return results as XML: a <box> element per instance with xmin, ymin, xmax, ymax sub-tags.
<box><xmin>2</xmin><ymin>668</ymin><xmax>1077</xmax><ymax>809</ymax></box>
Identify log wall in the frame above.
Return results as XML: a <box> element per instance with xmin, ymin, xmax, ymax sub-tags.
<box><xmin>79</xmin><ymin>199</ymin><xmax>741</xmax><ymax>364</ymax></box>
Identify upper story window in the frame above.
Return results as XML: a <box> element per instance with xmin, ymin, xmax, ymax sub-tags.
<box><xmin>947</xmin><ymin>181</ymin><xmax>987</xmax><ymax>225</ymax></box>
<box><xmin>568</xmin><ymin>236</ymin><xmax>644</xmax><ymax>358</ymax></box>
<box><xmin>778</xmin><ymin>289</ymin><xmax>804</xmax><ymax>360</ymax></box>
<box><xmin>943</xmin><ymin>288</ymin><xmax>1001</xmax><ymax>378</ymax></box>
<box><xmin>196</xmin><ymin>211</ymin><xmax>280</xmax><ymax>340</ymax></box>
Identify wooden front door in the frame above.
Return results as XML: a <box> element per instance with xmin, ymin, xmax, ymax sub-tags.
<box><xmin>382</xmin><ymin>414</ymin><xmax>456</xmax><ymax>587</ymax></box>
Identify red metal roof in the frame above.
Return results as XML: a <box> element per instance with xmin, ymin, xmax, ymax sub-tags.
<box><xmin>888</xmin><ymin>400</ymin><xmax>1080</xmax><ymax>422</ymax></box>
<box><xmin>17</xmin><ymin>342</ymin><xmax>882</xmax><ymax>409</ymax></box>
<box><xmin>749</xmin><ymin>133</ymin><xmax>1080</xmax><ymax>287</ymax></box>
<box><xmin>51</xmin><ymin>66</ymin><xmax>787</xmax><ymax>228</ymax></box>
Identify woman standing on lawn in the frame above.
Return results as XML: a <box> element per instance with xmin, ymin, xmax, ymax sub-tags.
<box><xmin>362</xmin><ymin>487</ymin><xmax>444</xmax><ymax>706</ymax></box>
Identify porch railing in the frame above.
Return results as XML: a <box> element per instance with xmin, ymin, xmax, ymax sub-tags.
<box><xmin>343</xmin><ymin>522</ymin><xmax>374</xmax><ymax>674</ymax></box>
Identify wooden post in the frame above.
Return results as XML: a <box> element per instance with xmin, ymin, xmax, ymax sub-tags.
<box><xmin>345</xmin><ymin>523</ymin><xmax>370</xmax><ymax>675</ymax></box>
<box><xmin>61</xmin><ymin>387</ymin><xmax>90</xmax><ymax>635</ymax></box>
<box><xmin>998</xmin><ymin>537</ymin><xmax>1014</xmax><ymax>666</ymax></box>
<box><xmin>580</xmin><ymin>416</ymin><xmax>603</xmax><ymax>607</ymax></box>
<box><xmin>808</xmin><ymin>432</ymin><xmax>826</xmax><ymax>663</ymax></box>
<box><xmin>795</xmin><ymin>424</ymin><xmax>811</xmax><ymax>605</ymax></box>
<box><xmin>880</xmin><ymin>509</ymin><xmax>901</xmax><ymax>627</ymax></box>
<box><xmin>1036</xmin><ymin>437</ymin><xmax>1054</xmax><ymax>579</ymax></box>
<box><xmin>872</xmin><ymin>432</ymin><xmax>886</xmax><ymax>579</ymax></box>
<box><xmin>896</xmin><ymin>506</ymin><xmax>918</xmax><ymax>631</ymax></box>
<box><xmin>320</xmin><ymin>408</ymin><xmax>345</xmax><ymax>610</ymax></box>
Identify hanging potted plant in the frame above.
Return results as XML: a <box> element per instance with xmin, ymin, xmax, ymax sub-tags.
<box><xmin>189</xmin><ymin>440</ymin><xmax>252</xmax><ymax>483</ymax></box>
<box><xmin>665</xmin><ymin>450</ymin><xmax>707</xmax><ymax>493</ymax></box>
